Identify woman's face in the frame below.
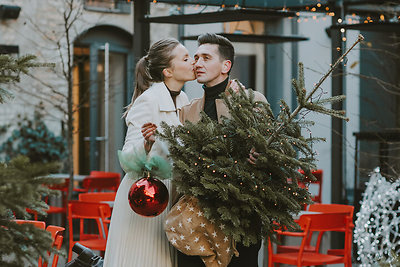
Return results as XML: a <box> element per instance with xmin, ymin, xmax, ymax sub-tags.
<box><xmin>168</xmin><ymin>44</ymin><xmax>195</xmax><ymax>82</ymax></box>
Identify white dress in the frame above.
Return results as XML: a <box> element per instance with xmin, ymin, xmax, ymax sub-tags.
<box><xmin>103</xmin><ymin>82</ymin><xmax>189</xmax><ymax>267</ymax></box>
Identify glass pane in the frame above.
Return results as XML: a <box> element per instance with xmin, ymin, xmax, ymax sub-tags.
<box><xmin>97</xmin><ymin>51</ymin><xmax>126</xmax><ymax>173</ymax></box>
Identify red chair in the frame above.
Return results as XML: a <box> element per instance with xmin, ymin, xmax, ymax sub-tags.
<box><xmin>298</xmin><ymin>169</ymin><xmax>323</xmax><ymax>203</ymax></box>
<box><xmin>67</xmin><ymin>201</ymin><xmax>112</xmax><ymax>261</ymax></box>
<box><xmin>269</xmin><ymin>212</ymin><xmax>352</xmax><ymax>267</ymax></box>
<box><xmin>80</xmin><ymin>176</ymin><xmax>120</xmax><ymax>192</ymax></box>
<box><xmin>277</xmin><ymin>204</ymin><xmax>354</xmax><ymax>266</ymax></box>
<box><xmin>27</xmin><ymin>179</ymin><xmax>70</xmax><ymax>221</ymax></box>
<box><xmin>79</xmin><ymin>192</ymin><xmax>116</xmax><ymax>223</ymax></box>
<box><xmin>14</xmin><ymin>220</ymin><xmax>65</xmax><ymax>267</ymax></box>
<box><xmin>41</xmin><ymin>225</ymin><xmax>65</xmax><ymax>267</ymax></box>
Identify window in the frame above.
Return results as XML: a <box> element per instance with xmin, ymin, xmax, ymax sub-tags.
<box><xmin>84</xmin><ymin>0</ymin><xmax>131</xmax><ymax>14</ymax></box>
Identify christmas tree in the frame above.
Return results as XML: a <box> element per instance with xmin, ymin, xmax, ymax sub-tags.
<box><xmin>0</xmin><ymin>54</ymin><xmax>60</xmax><ymax>266</ymax></box>
<box><xmin>160</xmin><ymin>35</ymin><xmax>363</xmax><ymax>246</ymax></box>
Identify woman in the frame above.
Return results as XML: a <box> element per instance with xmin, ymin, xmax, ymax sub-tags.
<box><xmin>103</xmin><ymin>38</ymin><xmax>195</xmax><ymax>267</ymax></box>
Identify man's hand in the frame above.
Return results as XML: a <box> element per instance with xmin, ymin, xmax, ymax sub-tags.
<box><xmin>141</xmin><ymin>122</ymin><xmax>157</xmax><ymax>153</ymax></box>
<box><xmin>247</xmin><ymin>147</ymin><xmax>260</xmax><ymax>165</ymax></box>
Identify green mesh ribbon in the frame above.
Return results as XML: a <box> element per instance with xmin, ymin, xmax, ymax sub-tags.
<box><xmin>118</xmin><ymin>150</ymin><xmax>172</xmax><ymax>180</ymax></box>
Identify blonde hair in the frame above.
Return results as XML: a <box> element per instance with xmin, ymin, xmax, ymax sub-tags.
<box><xmin>123</xmin><ymin>38</ymin><xmax>180</xmax><ymax>117</ymax></box>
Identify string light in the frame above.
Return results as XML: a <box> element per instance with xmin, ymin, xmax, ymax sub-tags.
<box><xmin>354</xmin><ymin>172</ymin><xmax>400</xmax><ymax>264</ymax></box>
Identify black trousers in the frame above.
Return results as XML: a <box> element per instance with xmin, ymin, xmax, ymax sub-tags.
<box><xmin>177</xmin><ymin>240</ymin><xmax>261</xmax><ymax>267</ymax></box>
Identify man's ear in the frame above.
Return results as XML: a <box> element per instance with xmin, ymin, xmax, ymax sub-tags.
<box><xmin>221</xmin><ymin>60</ymin><xmax>232</xmax><ymax>75</ymax></box>
<box><xmin>163</xmin><ymin>68</ymin><xmax>173</xmax><ymax>78</ymax></box>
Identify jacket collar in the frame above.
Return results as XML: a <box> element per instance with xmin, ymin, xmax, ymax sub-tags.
<box><xmin>154</xmin><ymin>82</ymin><xmax>186</xmax><ymax>112</ymax></box>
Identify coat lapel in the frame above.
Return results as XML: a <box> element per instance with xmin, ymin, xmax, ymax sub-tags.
<box><xmin>156</xmin><ymin>82</ymin><xmax>188</xmax><ymax>112</ymax></box>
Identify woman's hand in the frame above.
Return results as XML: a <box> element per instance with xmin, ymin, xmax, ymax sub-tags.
<box><xmin>141</xmin><ymin>122</ymin><xmax>157</xmax><ymax>153</ymax></box>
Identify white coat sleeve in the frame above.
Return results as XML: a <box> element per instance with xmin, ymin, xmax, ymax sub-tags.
<box><xmin>122</xmin><ymin>93</ymin><xmax>157</xmax><ymax>155</ymax></box>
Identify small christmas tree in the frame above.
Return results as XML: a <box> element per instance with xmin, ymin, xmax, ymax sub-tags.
<box><xmin>160</xmin><ymin>34</ymin><xmax>364</xmax><ymax>246</ymax></box>
<box><xmin>0</xmin><ymin>54</ymin><xmax>60</xmax><ymax>266</ymax></box>
<box><xmin>0</xmin><ymin>156</ymin><xmax>60</xmax><ymax>266</ymax></box>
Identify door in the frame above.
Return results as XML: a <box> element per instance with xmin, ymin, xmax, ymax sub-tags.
<box><xmin>73</xmin><ymin>42</ymin><xmax>133</xmax><ymax>174</ymax></box>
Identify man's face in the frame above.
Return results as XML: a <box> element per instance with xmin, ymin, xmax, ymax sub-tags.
<box><xmin>194</xmin><ymin>43</ymin><xmax>230</xmax><ymax>87</ymax></box>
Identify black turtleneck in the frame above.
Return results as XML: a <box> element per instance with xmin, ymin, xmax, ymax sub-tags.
<box><xmin>164</xmin><ymin>82</ymin><xmax>181</xmax><ymax>108</ymax></box>
<box><xmin>203</xmin><ymin>78</ymin><xmax>229</xmax><ymax>121</ymax></box>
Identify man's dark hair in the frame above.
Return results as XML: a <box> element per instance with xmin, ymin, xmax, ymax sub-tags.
<box><xmin>197</xmin><ymin>33</ymin><xmax>235</xmax><ymax>68</ymax></box>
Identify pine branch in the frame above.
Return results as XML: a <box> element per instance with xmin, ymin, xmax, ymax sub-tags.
<box><xmin>266</xmin><ymin>34</ymin><xmax>364</xmax><ymax>147</ymax></box>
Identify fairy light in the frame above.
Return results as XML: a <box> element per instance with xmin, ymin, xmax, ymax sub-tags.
<box><xmin>311</xmin><ymin>7</ymin><xmax>316</xmax><ymax>12</ymax></box>
<box><xmin>317</xmin><ymin>3</ymin><xmax>321</xmax><ymax>7</ymax></box>
<box><xmin>354</xmin><ymin>172</ymin><xmax>400</xmax><ymax>265</ymax></box>
<box><xmin>337</xmin><ymin>18</ymin><xmax>343</xmax><ymax>23</ymax></box>
<box><xmin>340</xmin><ymin>28</ymin><xmax>345</xmax><ymax>33</ymax></box>
<box><xmin>380</xmin><ymin>14</ymin><xmax>385</xmax><ymax>21</ymax></box>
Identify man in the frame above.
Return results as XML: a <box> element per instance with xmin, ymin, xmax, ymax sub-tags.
<box><xmin>178</xmin><ymin>33</ymin><xmax>267</xmax><ymax>267</ymax></box>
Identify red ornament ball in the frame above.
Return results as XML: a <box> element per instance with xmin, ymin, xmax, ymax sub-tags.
<box><xmin>128</xmin><ymin>176</ymin><xmax>169</xmax><ymax>217</ymax></box>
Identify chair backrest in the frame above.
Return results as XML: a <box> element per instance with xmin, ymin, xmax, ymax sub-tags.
<box><xmin>299</xmin><ymin>212</ymin><xmax>349</xmax><ymax>232</ymax></box>
<box><xmin>79</xmin><ymin>192</ymin><xmax>117</xmax><ymax>202</ymax></box>
<box><xmin>82</xmin><ymin>176</ymin><xmax>120</xmax><ymax>192</ymax></box>
<box><xmin>308</xmin><ymin>203</ymin><xmax>354</xmax><ymax>220</ymax></box>
<box><xmin>90</xmin><ymin>171</ymin><xmax>121</xmax><ymax>179</ymax></box>
<box><xmin>14</xmin><ymin>219</ymin><xmax>46</xmax><ymax>229</ymax></box>
<box><xmin>14</xmin><ymin>220</ymin><xmax>64</xmax><ymax>267</ymax></box>
<box><xmin>67</xmin><ymin>201</ymin><xmax>112</xmax><ymax>242</ymax></box>
<box><xmin>42</xmin><ymin>225</ymin><xmax>65</xmax><ymax>267</ymax></box>
<box><xmin>299</xmin><ymin>169</ymin><xmax>323</xmax><ymax>203</ymax></box>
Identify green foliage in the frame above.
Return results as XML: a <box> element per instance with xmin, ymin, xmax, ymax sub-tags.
<box><xmin>0</xmin><ymin>53</ymin><xmax>61</xmax><ymax>266</ymax></box>
<box><xmin>159</xmin><ymin>63</ymin><xmax>347</xmax><ymax>246</ymax></box>
<box><xmin>0</xmin><ymin>107</ymin><xmax>67</xmax><ymax>164</ymax></box>
<box><xmin>0</xmin><ymin>156</ymin><xmax>61</xmax><ymax>267</ymax></box>
<box><xmin>0</xmin><ymin>54</ymin><xmax>53</xmax><ymax>104</ymax></box>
